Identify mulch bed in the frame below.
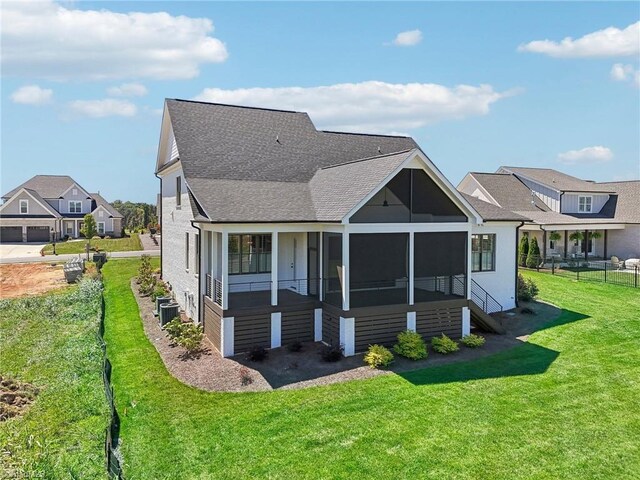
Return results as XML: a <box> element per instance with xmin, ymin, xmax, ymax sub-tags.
<box><xmin>0</xmin><ymin>376</ymin><xmax>39</xmax><ymax>421</ymax></box>
<box><xmin>131</xmin><ymin>279</ymin><xmax>561</xmax><ymax>392</ymax></box>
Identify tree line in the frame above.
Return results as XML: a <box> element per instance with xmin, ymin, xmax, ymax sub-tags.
<box><xmin>110</xmin><ymin>200</ymin><xmax>158</xmax><ymax>232</ymax></box>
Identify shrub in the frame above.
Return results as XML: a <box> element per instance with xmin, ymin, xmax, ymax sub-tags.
<box><xmin>517</xmin><ymin>274</ymin><xmax>539</xmax><ymax>301</ymax></box>
<box><xmin>526</xmin><ymin>237</ymin><xmax>541</xmax><ymax>268</ymax></box>
<box><xmin>239</xmin><ymin>367</ymin><xmax>253</xmax><ymax>386</ymax></box>
<box><xmin>393</xmin><ymin>330</ymin><xmax>428</xmax><ymax>360</ymax></box>
<box><xmin>164</xmin><ymin>317</ymin><xmax>184</xmax><ymax>339</ymax></box>
<box><xmin>461</xmin><ymin>333</ymin><xmax>485</xmax><ymax>348</ymax></box>
<box><xmin>364</xmin><ymin>344</ymin><xmax>394</xmax><ymax>369</ymax></box>
<box><xmin>287</xmin><ymin>341</ymin><xmax>303</xmax><ymax>352</ymax></box>
<box><xmin>246</xmin><ymin>345</ymin><xmax>269</xmax><ymax>362</ymax></box>
<box><xmin>519</xmin><ymin>235</ymin><xmax>529</xmax><ymax>267</ymax></box>
<box><xmin>431</xmin><ymin>334</ymin><xmax>459</xmax><ymax>354</ymax></box>
<box><xmin>320</xmin><ymin>344</ymin><xmax>343</xmax><ymax>362</ymax></box>
<box><xmin>151</xmin><ymin>283</ymin><xmax>169</xmax><ymax>302</ymax></box>
<box><xmin>175</xmin><ymin>323</ymin><xmax>204</xmax><ymax>353</ymax></box>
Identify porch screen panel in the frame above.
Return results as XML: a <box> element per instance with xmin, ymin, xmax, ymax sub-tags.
<box><xmin>414</xmin><ymin>232</ymin><xmax>467</xmax><ymax>302</ymax></box>
<box><xmin>350</xmin><ymin>233</ymin><xmax>408</xmax><ymax>308</ymax></box>
<box><xmin>411</xmin><ymin>170</ymin><xmax>467</xmax><ymax>222</ymax></box>
<box><xmin>322</xmin><ymin>233</ymin><xmax>342</xmax><ymax>307</ymax></box>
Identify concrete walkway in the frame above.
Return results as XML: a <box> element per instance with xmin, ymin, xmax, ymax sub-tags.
<box><xmin>0</xmin><ymin>249</ymin><xmax>160</xmax><ymax>265</ymax></box>
<box><xmin>139</xmin><ymin>232</ymin><xmax>161</xmax><ymax>251</ymax></box>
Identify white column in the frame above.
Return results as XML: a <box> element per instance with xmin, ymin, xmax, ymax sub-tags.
<box><xmin>466</xmin><ymin>229</ymin><xmax>473</xmax><ymax>300</ymax></box>
<box><xmin>271</xmin><ymin>312</ymin><xmax>281</xmax><ymax>348</ymax></box>
<box><xmin>314</xmin><ymin>308</ymin><xmax>323</xmax><ymax>341</ymax></box>
<box><xmin>339</xmin><ymin>316</ymin><xmax>355</xmax><ymax>356</ymax></box>
<box><xmin>318</xmin><ymin>232</ymin><xmax>324</xmax><ymax>300</ymax></box>
<box><xmin>342</xmin><ymin>231</ymin><xmax>350</xmax><ymax>311</ymax></box>
<box><xmin>462</xmin><ymin>307</ymin><xmax>471</xmax><ymax>336</ymax></box>
<box><xmin>221</xmin><ymin>316</ymin><xmax>234</xmax><ymax>357</ymax></box>
<box><xmin>221</xmin><ymin>231</ymin><xmax>229</xmax><ymax>310</ymax></box>
<box><xmin>407</xmin><ymin>311</ymin><xmax>416</xmax><ymax>332</ymax></box>
<box><xmin>271</xmin><ymin>231</ymin><xmax>278</xmax><ymax>306</ymax></box>
<box><xmin>409</xmin><ymin>231</ymin><xmax>415</xmax><ymax>305</ymax></box>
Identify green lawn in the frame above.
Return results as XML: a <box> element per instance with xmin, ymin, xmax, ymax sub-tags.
<box><xmin>41</xmin><ymin>233</ymin><xmax>142</xmax><ymax>255</ymax></box>
<box><xmin>103</xmin><ymin>259</ymin><xmax>640</xmax><ymax>479</ymax></box>
<box><xmin>0</xmin><ymin>280</ymin><xmax>109</xmax><ymax>479</ymax></box>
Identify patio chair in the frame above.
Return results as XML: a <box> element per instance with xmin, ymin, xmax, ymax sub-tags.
<box><xmin>610</xmin><ymin>256</ymin><xmax>625</xmax><ymax>270</ymax></box>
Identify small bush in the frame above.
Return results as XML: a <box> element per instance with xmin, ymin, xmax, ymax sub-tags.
<box><xmin>431</xmin><ymin>334</ymin><xmax>459</xmax><ymax>354</ymax></box>
<box><xmin>460</xmin><ymin>333</ymin><xmax>486</xmax><ymax>348</ymax></box>
<box><xmin>91</xmin><ymin>235</ymin><xmax>101</xmax><ymax>240</ymax></box>
<box><xmin>239</xmin><ymin>367</ymin><xmax>253</xmax><ymax>386</ymax></box>
<box><xmin>151</xmin><ymin>283</ymin><xmax>169</xmax><ymax>302</ymax></box>
<box><xmin>393</xmin><ymin>330</ymin><xmax>427</xmax><ymax>360</ymax></box>
<box><xmin>164</xmin><ymin>317</ymin><xmax>184</xmax><ymax>339</ymax></box>
<box><xmin>175</xmin><ymin>323</ymin><xmax>204</xmax><ymax>353</ymax></box>
<box><xmin>320</xmin><ymin>344</ymin><xmax>343</xmax><ymax>362</ymax></box>
<box><xmin>287</xmin><ymin>341</ymin><xmax>303</xmax><ymax>352</ymax></box>
<box><xmin>246</xmin><ymin>346</ymin><xmax>268</xmax><ymax>362</ymax></box>
<box><xmin>364</xmin><ymin>344</ymin><xmax>394</xmax><ymax>369</ymax></box>
<box><xmin>517</xmin><ymin>274</ymin><xmax>539</xmax><ymax>301</ymax></box>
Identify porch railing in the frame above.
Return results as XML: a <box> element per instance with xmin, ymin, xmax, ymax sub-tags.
<box><xmin>471</xmin><ymin>279</ymin><xmax>503</xmax><ymax>314</ymax></box>
<box><xmin>213</xmin><ymin>278</ymin><xmax>223</xmax><ymax>306</ymax></box>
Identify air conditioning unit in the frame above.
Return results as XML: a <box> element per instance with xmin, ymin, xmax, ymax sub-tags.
<box><xmin>154</xmin><ymin>296</ymin><xmax>173</xmax><ymax>316</ymax></box>
<box><xmin>159</xmin><ymin>303</ymin><xmax>180</xmax><ymax>326</ymax></box>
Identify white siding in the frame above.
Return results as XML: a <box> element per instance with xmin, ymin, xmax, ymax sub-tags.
<box><xmin>0</xmin><ymin>191</ymin><xmax>53</xmax><ymax>215</ymax></box>
<box><xmin>561</xmin><ymin>194</ymin><xmax>609</xmax><ymax>214</ymax></box>
<box><xmin>470</xmin><ymin>223</ymin><xmax>518</xmax><ymax>311</ymax></box>
<box><xmin>59</xmin><ymin>186</ymin><xmax>92</xmax><ymax>214</ymax></box>
<box><xmin>166</xmin><ymin>127</ymin><xmax>179</xmax><ymax>165</ymax></box>
<box><xmin>516</xmin><ymin>177</ymin><xmax>561</xmax><ymax>212</ymax></box>
<box><xmin>161</xmin><ymin>165</ymin><xmax>199</xmax><ymax>320</ymax></box>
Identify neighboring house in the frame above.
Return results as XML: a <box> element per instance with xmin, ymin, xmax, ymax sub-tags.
<box><xmin>0</xmin><ymin>175</ymin><xmax>123</xmax><ymax>242</ymax></box>
<box><xmin>156</xmin><ymin>99</ymin><xmax>524</xmax><ymax>358</ymax></box>
<box><xmin>458</xmin><ymin>167</ymin><xmax>640</xmax><ymax>261</ymax></box>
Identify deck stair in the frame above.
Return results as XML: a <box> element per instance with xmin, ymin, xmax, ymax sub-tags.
<box><xmin>469</xmin><ymin>280</ymin><xmax>506</xmax><ymax>334</ymax></box>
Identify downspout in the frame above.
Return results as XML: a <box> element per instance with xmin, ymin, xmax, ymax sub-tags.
<box><xmin>190</xmin><ymin>220</ymin><xmax>203</xmax><ymax>325</ymax></box>
<box><xmin>515</xmin><ymin>221</ymin><xmax>525</xmax><ymax>308</ymax></box>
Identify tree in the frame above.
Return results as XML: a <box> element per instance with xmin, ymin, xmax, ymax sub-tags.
<box><xmin>81</xmin><ymin>214</ymin><xmax>97</xmax><ymax>258</ymax></box>
<box><xmin>518</xmin><ymin>235</ymin><xmax>529</xmax><ymax>267</ymax></box>
<box><xmin>526</xmin><ymin>236</ymin><xmax>541</xmax><ymax>268</ymax></box>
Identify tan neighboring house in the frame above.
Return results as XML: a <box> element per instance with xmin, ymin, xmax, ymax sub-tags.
<box><xmin>458</xmin><ymin>167</ymin><xmax>640</xmax><ymax>261</ymax></box>
<box><xmin>0</xmin><ymin>175</ymin><xmax>123</xmax><ymax>243</ymax></box>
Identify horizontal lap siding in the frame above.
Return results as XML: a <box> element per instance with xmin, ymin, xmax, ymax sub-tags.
<box><xmin>322</xmin><ymin>311</ymin><xmax>340</xmax><ymax>346</ymax></box>
<box><xmin>416</xmin><ymin>307</ymin><xmax>461</xmax><ymax>340</ymax></box>
<box><xmin>203</xmin><ymin>303</ymin><xmax>221</xmax><ymax>354</ymax></box>
<box><xmin>354</xmin><ymin>313</ymin><xmax>407</xmax><ymax>352</ymax></box>
<box><xmin>281</xmin><ymin>309</ymin><xmax>314</xmax><ymax>344</ymax></box>
<box><xmin>234</xmin><ymin>313</ymin><xmax>271</xmax><ymax>353</ymax></box>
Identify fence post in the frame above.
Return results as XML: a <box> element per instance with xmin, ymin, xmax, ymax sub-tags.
<box><xmin>604</xmin><ymin>261</ymin><xmax>607</xmax><ymax>283</ymax></box>
<box><xmin>551</xmin><ymin>257</ymin><xmax>555</xmax><ymax>275</ymax></box>
<box><xmin>636</xmin><ymin>266</ymin><xmax>638</xmax><ymax>288</ymax></box>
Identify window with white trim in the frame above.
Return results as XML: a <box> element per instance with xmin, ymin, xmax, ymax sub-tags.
<box><xmin>97</xmin><ymin>222</ymin><xmax>105</xmax><ymax>235</ymax></box>
<box><xmin>19</xmin><ymin>199</ymin><xmax>28</xmax><ymax>214</ymax></box>
<box><xmin>578</xmin><ymin>196</ymin><xmax>592</xmax><ymax>213</ymax></box>
<box><xmin>69</xmin><ymin>201</ymin><xmax>82</xmax><ymax>213</ymax></box>
<box><xmin>471</xmin><ymin>234</ymin><xmax>496</xmax><ymax>272</ymax></box>
<box><xmin>228</xmin><ymin>234</ymin><xmax>272</xmax><ymax>274</ymax></box>
<box><xmin>185</xmin><ymin>232</ymin><xmax>190</xmax><ymax>270</ymax></box>
<box><xmin>176</xmin><ymin>176</ymin><xmax>182</xmax><ymax>208</ymax></box>
<box><xmin>98</xmin><ymin>210</ymin><xmax>104</xmax><ymax>218</ymax></box>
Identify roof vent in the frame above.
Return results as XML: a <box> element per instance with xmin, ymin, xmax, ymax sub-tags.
<box><xmin>276</xmin><ymin>135</ymin><xmax>281</xmax><ymax>144</ymax></box>
<box><xmin>377</xmin><ymin>146</ymin><xmax>382</xmax><ymax>154</ymax></box>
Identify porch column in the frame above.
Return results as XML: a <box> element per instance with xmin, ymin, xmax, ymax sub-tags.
<box><xmin>604</xmin><ymin>230</ymin><xmax>608</xmax><ymax>259</ymax></box>
<box><xmin>221</xmin><ymin>231</ymin><xmax>229</xmax><ymax>310</ymax></box>
<box><xmin>542</xmin><ymin>230</ymin><xmax>547</xmax><ymax>264</ymax></box>
<box><xmin>564</xmin><ymin>230</ymin><xmax>568</xmax><ymax>258</ymax></box>
<box><xmin>408</xmin><ymin>232</ymin><xmax>415</xmax><ymax>305</ymax></box>
<box><xmin>318</xmin><ymin>232</ymin><xmax>324</xmax><ymax>300</ymax></box>
<box><xmin>271</xmin><ymin>231</ymin><xmax>278</xmax><ymax>306</ymax></box>
<box><xmin>584</xmin><ymin>229</ymin><xmax>588</xmax><ymax>261</ymax></box>
<box><xmin>342</xmin><ymin>231</ymin><xmax>350</xmax><ymax>311</ymax></box>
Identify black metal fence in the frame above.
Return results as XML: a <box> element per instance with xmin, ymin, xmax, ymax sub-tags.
<box><xmin>98</xmin><ymin>296</ymin><xmax>124</xmax><ymax>479</ymax></box>
<box><xmin>520</xmin><ymin>254</ymin><xmax>639</xmax><ymax>288</ymax></box>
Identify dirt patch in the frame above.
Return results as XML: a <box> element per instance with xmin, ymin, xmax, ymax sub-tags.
<box><xmin>0</xmin><ymin>376</ymin><xmax>39</xmax><ymax>421</ymax></box>
<box><xmin>0</xmin><ymin>263</ymin><xmax>69</xmax><ymax>299</ymax></box>
<box><xmin>131</xmin><ymin>279</ymin><xmax>563</xmax><ymax>392</ymax></box>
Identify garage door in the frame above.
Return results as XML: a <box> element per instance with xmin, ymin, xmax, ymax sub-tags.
<box><xmin>26</xmin><ymin>226</ymin><xmax>50</xmax><ymax>242</ymax></box>
<box><xmin>0</xmin><ymin>226</ymin><xmax>23</xmax><ymax>243</ymax></box>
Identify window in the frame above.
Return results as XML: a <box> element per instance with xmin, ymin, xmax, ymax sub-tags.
<box><xmin>19</xmin><ymin>199</ymin><xmax>28</xmax><ymax>214</ymax></box>
<box><xmin>69</xmin><ymin>201</ymin><xmax>82</xmax><ymax>213</ymax></box>
<box><xmin>66</xmin><ymin>222</ymin><xmax>73</xmax><ymax>235</ymax></box>
<box><xmin>98</xmin><ymin>210</ymin><xmax>104</xmax><ymax>218</ymax></box>
<box><xmin>176</xmin><ymin>176</ymin><xmax>182</xmax><ymax>207</ymax></box>
<box><xmin>185</xmin><ymin>232</ymin><xmax>190</xmax><ymax>270</ymax></box>
<box><xmin>472</xmin><ymin>234</ymin><xmax>496</xmax><ymax>272</ymax></box>
<box><xmin>72</xmin><ymin>188</ymin><xmax>78</xmax><ymax>196</ymax></box>
<box><xmin>97</xmin><ymin>222</ymin><xmax>105</xmax><ymax>235</ymax></box>
<box><xmin>228</xmin><ymin>234</ymin><xmax>272</xmax><ymax>274</ymax></box>
<box><xmin>195</xmin><ymin>233</ymin><xmax>200</xmax><ymax>275</ymax></box>
<box><xmin>578</xmin><ymin>196</ymin><xmax>592</xmax><ymax>213</ymax></box>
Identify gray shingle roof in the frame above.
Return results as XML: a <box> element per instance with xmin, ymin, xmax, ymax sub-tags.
<box><xmin>465</xmin><ymin>173</ymin><xmax>550</xmax><ymax>211</ymax></box>
<box><xmin>90</xmin><ymin>193</ymin><xmax>123</xmax><ymax>218</ymax></box>
<box><xmin>460</xmin><ymin>193</ymin><xmax>530</xmax><ymax>222</ymax></box>
<box><xmin>165</xmin><ymin>99</ymin><xmax>423</xmax><ymax>222</ymax></box>
<box><xmin>500</xmin><ymin>166</ymin><xmax>615</xmax><ymax>193</ymax></box>
<box><xmin>24</xmin><ymin>189</ymin><xmax>60</xmax><ymax>218</ymax></box>
<box><xmin>2</xmin><ymin>175</ymin><xmax>79</xmax><ymax>199</ymax></box>
<box><xmin>597</xmin><ymin>181</ymin><xmax>640</xmax><ymax>223</ymax></box>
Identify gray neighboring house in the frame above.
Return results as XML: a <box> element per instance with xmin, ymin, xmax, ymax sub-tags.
<box><xmin>157</xmin><ymin>99</ymin><xmax>525</xmax><ymax>358</ymax></box>
<box><xmin>0</xmin><ymin>175</ymin><xmax>123</xmax><ymax>242</ymax></box>
<box><xmin>458</xmin><ymin>167</ymin><xmax>640</xmax><ymax>261</ymax></box>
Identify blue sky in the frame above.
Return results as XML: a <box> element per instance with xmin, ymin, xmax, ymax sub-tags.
<box><xmin>2</xmin><ymin>1</ymin><xmax>639</xmax><ymax>203</ymax></box>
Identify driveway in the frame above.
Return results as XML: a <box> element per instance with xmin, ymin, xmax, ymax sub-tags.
<box><xmin>0</xmin><ymin>242</ymin><xmax>48</xmax><ymax>260</ymax></box>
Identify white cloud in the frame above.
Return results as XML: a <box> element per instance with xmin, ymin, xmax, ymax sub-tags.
<box><xmin>193</xmin><ymin>81</ymin><xmax>518</xmax><ymax>133</ymax></box>
<box><xmin>68</xmin><ymin>99</ymin><xmax>137</xmax><ymax>118</ymax></box>
<box><xmin>10</xmin><ymin>85</ymin><xmax>53</xmax><ymax>105</ymax></box>
<box><xmin>518</xmin><ymin>21</ymin><xmax>639</xmax><ymax>58</ymax></box>
<box><xmin>391</xmin><ymin>29</ymin><xmax>423</xmax><ymax>47</ymax></box>
<box><xmin>1</xmin><ymin>1</ymin><xmax>228</xmax><ymax>81</ymax></box>
<box><xmin>107</xmin><ymin>83</ymin><xmax>148</xmax><ymax>97</ymax></box>
<box><xmin>557</xmin><ymin>146</ymin><xmax>614</xmax><ymax>165</ymax></box>
<box><xmin>610</xmin><ymin>63</ymin><xmax>640</xmax><ymax>87</ymax></box>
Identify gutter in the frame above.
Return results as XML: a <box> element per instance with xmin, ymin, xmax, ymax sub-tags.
<box><xmin>515</xmin><ymin>220</ymin><xmax>525</xmax><ymax>308</ymax></box>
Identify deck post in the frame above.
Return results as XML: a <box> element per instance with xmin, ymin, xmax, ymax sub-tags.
<box><xmin>339</xmin><ymin>316</ymin><xmax>355</xmax><ymax>356</ymax></box>
<box><xmin>407</xmin><ymin>311</ymin><xmax>416</xmax><ymax>332</ymax></box>
<box><xmin>462</xmin><ymin>306</ymin><xmax>471</xmax><ymax>336</ymax></box>
<box><xmin>270</xmin><ymin>312</ymin><xmax>281</xmax><ymax>348</ymax></box>
<box><xmin>271</xmin><ymin>231</ymin><xmax>278</xmax><ymax>306</ymax></box>
<box><xmin>342</xmin><ymin>231</ymin><xmax>350</xmax><ymax>311</ymax></box>
<box><xmin>314</xmin><ymin>308</ymin><xmax>323</xmax><ymax>341</ymax></box>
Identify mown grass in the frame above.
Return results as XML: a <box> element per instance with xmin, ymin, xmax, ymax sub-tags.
<box><xmin>104</xmin><ymin>260</ymin><xmax>640</xmax><ymax>479</ymax></box>
<box><xmin>41</xmin><ymin>234</ymin><xmax>142</xmax><ymax>255</ymax></box>
<box><xmin>0</xmin><ymin>280</ymin><xmax>109</xmax><ymax>479</ymax></box>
